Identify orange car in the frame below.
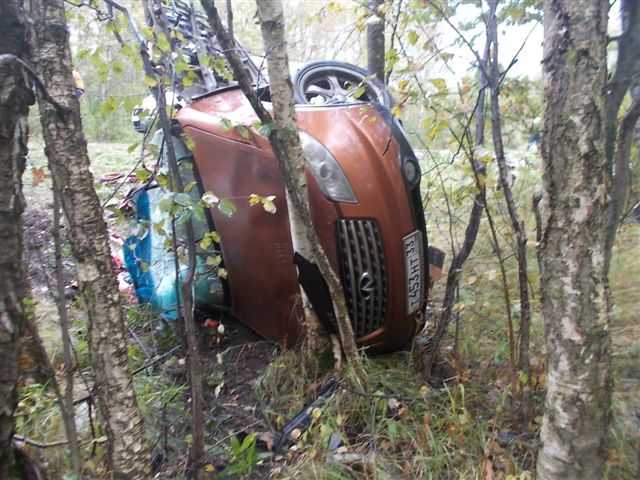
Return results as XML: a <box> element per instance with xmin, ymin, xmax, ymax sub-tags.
<box><xmin>175</xmin><ymin>71</ymin><xmax>443</xmax><ymax>351</ymax></box>
<box><xmin>123</xmin><ymin>1</ymin><xmax>443</xmax><ymax>352</ymax></box>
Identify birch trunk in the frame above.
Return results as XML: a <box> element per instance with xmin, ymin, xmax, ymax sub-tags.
<box><xmin>29</xmin><ymin>0</ymin><xmax>150</xmax><ymax>477</ymax></box>
<box><xmin>255</xmin><ymin>0</ymin><xmax>358</xmax><ymax>360</ymax></box>
<box><xmin>538</xmin><ymin>1</ymin><xmax>611</xmax><ymax>478</ymax></box>
<box><xmin>0</xmin><ymin>1</ymin><xmax>33</xmax><ymax>476</ymax></box>
<box><xmin>486</xmin><ymin>0</ymin><xmax>531</xmax><ymax>389</ymax></box>
<box><xmin>367</xmin><ymin>0</ymin><xmax>385</xmax><ymax>83</ymax></box>
<box><xmin>200</xmin><ymin>0</ymin><xmax>358</xmax><ymax>359</ymax></box>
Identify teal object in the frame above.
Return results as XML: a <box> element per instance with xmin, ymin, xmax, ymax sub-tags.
<box><xmin>124</xmin><ymin>131</ymin><xmax>224</xmax><ymax>319</ymax></box>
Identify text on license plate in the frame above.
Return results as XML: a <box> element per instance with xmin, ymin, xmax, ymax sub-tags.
<box><xmin>403</xmin><ymin>230</ymin><xmax>424</xmax><ymax>315</ymax></box>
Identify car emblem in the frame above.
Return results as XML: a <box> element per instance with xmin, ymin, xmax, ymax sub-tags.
<box><xmin>359</xmin><ymin>271</ymin><xmax>375</xmax><ymax>299</ymax></box>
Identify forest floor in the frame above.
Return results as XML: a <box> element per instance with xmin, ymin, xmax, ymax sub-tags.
<box><xmin>17</xmin><ymin>142</ymin><xmax>640</xmax><ymax>479</ymax></box>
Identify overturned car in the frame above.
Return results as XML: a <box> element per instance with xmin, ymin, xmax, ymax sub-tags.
<box><xmin>123</xmin><ymin>1</ymin><xmax>443</xmax><ymax>352</ymax></box>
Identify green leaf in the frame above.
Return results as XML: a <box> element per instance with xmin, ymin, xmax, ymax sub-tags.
<box><xmin>156</xmin><ymin>33</ymin><xmax>170</xmax><ymax>52</ymax></box>
<box><xmin>193</xmin><ymin>205</ymin><xmax>205</xmax><ymax>222</ymax></box>
<box><xmin>220</xmin><ymin>118</ymin><xmax>233</xmax><ymax>131</ymax></box>
<box><xmin>352</xmin><ymin>84</ymin><xmax>366</xmax><ymax>99</ymax></box>
<box><xmin>127</xmin><ymin>141</ymin><xmax>141</xmax><ymax>154</ymax></box>
<box><xmin>230</xmin><ymin>435</ymin><xmax>240</xmax><ymax>452</ymax></box>
<box><xmin>135</xmin><ymin>168</ymin><xmax>151</xmax><ymax>183</ymax></box>
<box><xmin>141</xmin><ymin>26</ymin><xmax>154</xmax><ymax>41</ymax></box>
<box><xmin>153</xmin><ymin>222</ymin><xmax>166</xmax><ymax>236</ymax></box>
<box><xmin>236</xmin><ymin>125</ymin><xmax>251</xmax><ymax>139</ymax></box>
<box><xmin>184</xmin><ymin>181</ymin><xmax>197</xmax><ymax>193</ymax></box>
<box><xmin>199</xmin><ymin>236</ymin><xmax>212</xmax><ymax>249</ymax></box>
<box><xmin>144</xmin><ymin>75</ymin><xmax>158</xmax><ymax>88</ymax></box>
<box><xmin>175</xmin><ymin>209</ymin><xmax>192</xmax><ymax>225</ymax></box>
<box><xmin>112</xmin><ymin>59</ymin><xmax>124</xmax><ymax>75</ymax></box>
<box><xmin>263</xmin><ymin>199</ymin><xmax>276</xmax><ymax>214</ymax></box>
<box><xmin>99</xmin><ymin>96</ymin><xmax>118</xmax><ymax>116</ymax></box>
<box><xmin>183</xmin><ymin>135</ymin><xmax>195</xmax><ymax>151</ymax></box>
<box><xmin>217</xmin><ymin>199</ymin><xmax>237</xmax><ymax>217</ymax></box>
<box><xmin>158</xmin><ymin>195</ymin><xmax>174</xmax><ymax>212</ymax></box>
<box><xmin>175</xmin><ymin>58</ymin><xmax>190</xmax><ymax>74</ymax></box>
<box><xmin>407</xmin><ymin>30</ymin><xmax>419</xmax><ymax>46</ymax></box>
<box><xmin>156</xmin><ymin>172</ymin><xmax>169</xmax><ymax>189</ymax></box>
<box><xmin>206</xmin><ymin>255</ymin><xmax>221</xmax><ymax>267</ymax></box>
<box><xmin>430</xmin><ymin>78</ymin><xmax>447</xmax><ymax>93</ymax></box>
<box><xmin>240</xmin><ymin>433</ymin><xmax>256</xmax><ymax>453</ymax></box>
<box><xmin>173</xmin><ymin>192</ymin><xmax>192</xmax><ymax>207</ymax></box>
<box><xmin>257</xmin><ymin>122</ymin><xmax>274</xmax><ymax>137</ymax></box>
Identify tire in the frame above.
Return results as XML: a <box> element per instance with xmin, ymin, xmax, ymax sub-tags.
<box><xmin>293</xmin><ymin>61</ymin><xmax>393</xmax><ymax>108</ymax></box>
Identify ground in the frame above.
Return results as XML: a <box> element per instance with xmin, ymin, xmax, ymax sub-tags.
<box><xmin>16</xmin><ymin>141</ymin><xmax>640</xmax><ymax>478</ymax></box>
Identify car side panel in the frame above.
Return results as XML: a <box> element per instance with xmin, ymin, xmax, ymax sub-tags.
<box><xmin>182</xmin><ymin>125</ymin><xmax>302</xmax><ymax>346</ymax></box>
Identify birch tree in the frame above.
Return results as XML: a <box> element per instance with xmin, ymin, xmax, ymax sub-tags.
<box><xmin>200</xmin><ymin>0</ymin><xmax>359</xmax><ymax>361</ymax></box>
<box><xmin>29</xmin><ymin>0</ymin><xmax>151</xmax><ymax>477</ymax></box>
<box><xmin>538</xmin><ymin>1</ymin><xmax>611</xmax><ymax>478</ymax></box>
<box><xmin>367</xmin><ymin>0</ymin><xmax>385</xmax><ymax>83</ymax></box>
<box><xmin>0</xmin><ymin>1</ymin><xmax>33</xmax><ymax>476</ymax></box>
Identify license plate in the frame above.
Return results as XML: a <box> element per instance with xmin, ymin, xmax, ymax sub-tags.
<box><xmin>403</xmin><ymin>230</ymin><xmax>424</xmax><ymax>315</ymax></box>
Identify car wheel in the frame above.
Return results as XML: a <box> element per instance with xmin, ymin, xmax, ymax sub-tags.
<box><xmin>293</xmin><ymin>61</ymin><xmax>393</xmax><ymax>107</ymax></box>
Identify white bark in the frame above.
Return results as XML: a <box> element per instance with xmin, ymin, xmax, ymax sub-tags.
<box><xmin>538</xmin><ymin>1</ymin><xmax>611</xmax><ymax>478</ymax></box>
<box><xmin>255</xmin><ymin>0</ymin><xmax>358</xmax><ymax>359</ymax></box>
<box><xmin>30</xmin><ymin>0</ymin><xmax>151</xmax><ymax>477</ymax></box>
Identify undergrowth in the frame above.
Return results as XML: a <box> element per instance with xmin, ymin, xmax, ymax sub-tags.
<box><xmin>256</xmin><ymin>350</ymin><xmax>538</xmax><ymax>479</ymax></box>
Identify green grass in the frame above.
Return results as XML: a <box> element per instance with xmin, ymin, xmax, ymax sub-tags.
<box><xmin>255</xmin><ymin>351</ymin><xmax>535</xmax><ymax>479</ymax></box>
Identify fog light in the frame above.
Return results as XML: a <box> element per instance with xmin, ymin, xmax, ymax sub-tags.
<box><xmin>402</xmin><ymin>158</ymin><xmax>420</xmax><ymax>188</ymax></box>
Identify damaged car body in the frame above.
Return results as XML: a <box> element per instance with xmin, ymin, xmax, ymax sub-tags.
<box><xmin>121</xmin><ymin>0</ymin><xmax>444</xmax><ymax>352</ymax></box>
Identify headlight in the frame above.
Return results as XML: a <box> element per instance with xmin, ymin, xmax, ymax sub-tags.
<box><xmin>299</xmin><ymin>131</ymin><xmax>357</xmax><ymax>203</ymax></box>
<box><xmin>402</xmin><ymin>157</ymin><xmax>421</xmax><ymax>189</ymax></box>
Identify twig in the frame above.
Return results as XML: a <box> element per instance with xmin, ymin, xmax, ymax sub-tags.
<box><xmin>52</xmin><ymin>187</ymin><xmax>82</xmax><ymax>475</ymax></box>
<box><xmin>385</xmin><ymin>0</ymin><xmax>404</xmax><ymax>84</ymax></box>
<box><xmin>427</xmin><ymin>1</ymin><xmax>490</xmax><ymax>83</ymax></box>
<box><xmin>13</xmin><ymin>434</ymin><xmax>107</xmax><ymax>449</ymax></box>
<box><xmin>0</xmin><ymin>54</ymin><xmax>69</xmax><ymax>117</ymax></box>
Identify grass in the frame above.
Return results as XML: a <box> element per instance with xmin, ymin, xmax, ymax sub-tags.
<box><xmin>254</xmin><ymin>350</ymin><xmax>537</xmax><ymax>479</ymax></box>
<box><xmin>17</xmin><ymin>138</ymin><xmax>640</xmax><ymax>478</ymax></box>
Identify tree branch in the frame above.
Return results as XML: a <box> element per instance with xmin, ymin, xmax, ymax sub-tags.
<box><xmin>0</xmin><ymin>54</ymin><xmax>68</xmax><ymax>116</ymax></box>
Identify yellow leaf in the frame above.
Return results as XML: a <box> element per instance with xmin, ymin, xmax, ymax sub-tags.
<box><xmin>248</xmin><ymin>193</ymin><xmax>261</xmax><ymax>206</ymax></box>
<box><xmin>143</xmin><ymin>75</ymin><xmax>158</xmax><ymax>88</ymax></box>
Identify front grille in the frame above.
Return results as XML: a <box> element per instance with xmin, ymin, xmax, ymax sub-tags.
<box><xmin>337</xmin><ymin>219</ymin><xmax>388</xmax><ymax>338</ymax></box>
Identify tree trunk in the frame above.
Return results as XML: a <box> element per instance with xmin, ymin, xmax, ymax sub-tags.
<box><xmin>200</xmin><ymin>0</ymin><xmax>359</xmax><ymax>360</ymax></box>
<box><xmin>256</xmin><ymin>0</ymin><xmax>359</xmax><ymax>360</ymax></box>
<box><xmin>604</xmin><ymin>0</ymin><xmax>640</xmax><ymax>271</ymax></box>
<box><xmin>367</xmin><ymin>0</ymin><xmax>385</xmax><ymax>83</ymax></box>
<box><xmin>52</xmin><ymin>191</ymin><xmax>82</xmax><ymax>477</ymax></box>
<box><xmin>29</xmin><ymin>0</ymin><xmax>151</xmax><ymax>477</ymax></box>
<box><xmin>537</xmin><ymin>1</ymin><xmax>611</xmax><ymax>478</ymax></box>
<box><xmin>0</xmin><ymin>2</ymin><xmax>33</xmax><ymax>477</ymax></box>
<box><xmin>486</xmin><ymin>0</ymin><xmax>531</xmax><ymax>390</ymax></box>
